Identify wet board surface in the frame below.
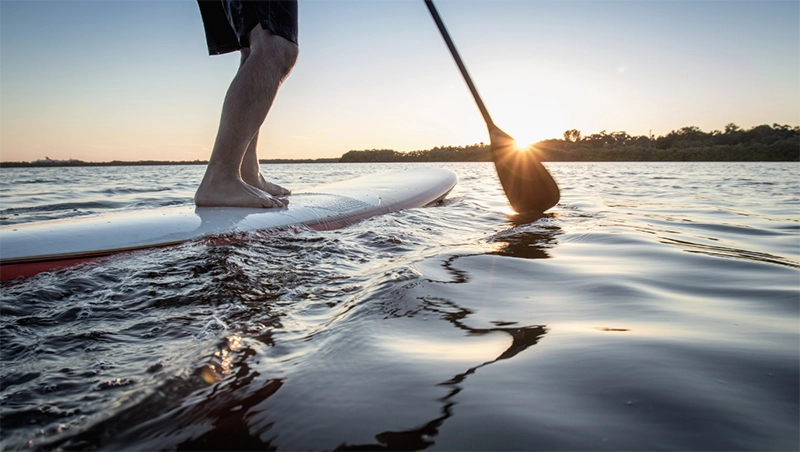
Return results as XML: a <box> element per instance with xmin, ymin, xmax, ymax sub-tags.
<box><xmin>0</xmin><ymin>168</ymin><xmax>457</xmax><ymax>282</ymax></box>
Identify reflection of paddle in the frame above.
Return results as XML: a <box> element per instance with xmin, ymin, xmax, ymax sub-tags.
<box><xmin>424</xmin><ymin>0</ymin><xmax>560</xmax><ymax>214</ymax></box>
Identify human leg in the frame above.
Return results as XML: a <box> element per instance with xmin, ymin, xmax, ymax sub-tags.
<box><xmin>235</xmin><ymin>47</ymin><xmax>291</xmax><ymax>197</ymax></box>
<box><xmin>240</xmin><ymin>130</ymin><xmax>292</xmax><ymax>196</ymax></box>
<box><xmin>194</xmin><ymin>27</ymin><xmax>298</xmax><ymax>208</ymax></box>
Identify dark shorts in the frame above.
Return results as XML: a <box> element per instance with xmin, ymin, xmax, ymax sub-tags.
<box><xmin>198</xmin><ymin>0</ymin><xmax>298</xmax><ymax>55</ymax></box>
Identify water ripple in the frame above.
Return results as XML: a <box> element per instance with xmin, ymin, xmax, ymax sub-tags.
<box><xmin>1</xmin><ymin>162</ymin><xmax>797</xmax><ymax>451</ymax></box>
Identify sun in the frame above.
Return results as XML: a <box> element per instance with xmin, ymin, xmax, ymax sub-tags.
<box><xmin>492</xmin><ymin>113</ymin><xmax>549</xmax><ymax>150</ymax></box>
<box><xmin>509</xmin><ymin>132</ymin><xmax>542</xmax><ymax>151</ymax></box>
<box><xmin>513</xmin><ymin>139</ymin><xmax>535</xmax><ymax>151</ymax></box>
<box><xmin>489</xmin><ymin>94</ymin><xmax>567</xmax><ymax>150</ymax></box>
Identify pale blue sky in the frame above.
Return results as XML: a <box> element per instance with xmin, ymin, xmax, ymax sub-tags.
<box><xmin>1</xmin><ymin>0</ymin><xmax>798</xmax><ymax>162</ymax></box>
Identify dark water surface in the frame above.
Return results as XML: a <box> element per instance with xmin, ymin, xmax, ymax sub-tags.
<box><xmin>1</xmin><ymin>162</ymin><xmax>797</xmax><ymax>451</ymax></box>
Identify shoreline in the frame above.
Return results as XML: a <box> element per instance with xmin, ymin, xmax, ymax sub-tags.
<box><xmin>4</xmin><ymin>124</ymin><xmax>797</xmax><ymax>168</ymax></box>
<box><xmin>2</xmin><ymin>158</ymin><xmax>798</xmax><ymax>168</ymax></box>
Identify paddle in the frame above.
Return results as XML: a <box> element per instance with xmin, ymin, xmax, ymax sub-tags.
<box><xmin>423</xmin><ymin>0</ymin><xmax>560</xmax><ymax>214</ymax></box>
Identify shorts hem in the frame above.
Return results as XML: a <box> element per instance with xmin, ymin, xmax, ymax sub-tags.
<box><xmin>199</xmin><ymin>0</ymin><xmax>298</xmax><ymax>55</ymax></box>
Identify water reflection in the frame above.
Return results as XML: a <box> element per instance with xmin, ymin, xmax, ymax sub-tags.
<box><xmin>506</xmin><ymin>211</ymin><xmax>549</xmax><ymax>227</ymax></box>
<box><xmin>489</xmin><ymin>214</ymin><xmax>562</xmax><ymax>260</ymax></box>
<box><xmin>46</xmin><ymin>340</ymin><xmax>285</xmax><ymax>451</ymax></box>
<box><xmin>337</xmin><ymin>297</ymin><xmax>547</xmax><ymax>451</ymax></box>
<box><xmin>330</xmin><ymin>216</ymin><xmax>557</xmax><ymax>449</ymax></box>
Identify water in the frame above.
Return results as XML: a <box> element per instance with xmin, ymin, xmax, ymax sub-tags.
<box><xmin>1</xmin><ymin>162</ymin><xmax>797</xmax><ymax>451</ymax></box>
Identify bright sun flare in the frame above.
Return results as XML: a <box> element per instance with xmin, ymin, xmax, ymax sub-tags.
<box><xmin>505</xmin><ymin>128</ymin><xmax>544</xmax><ymax>151</ymax></box>
<box><xmin>512</xmin><ymin>136</ymin><xmax>538</xmax><ymax>151</ymax></box>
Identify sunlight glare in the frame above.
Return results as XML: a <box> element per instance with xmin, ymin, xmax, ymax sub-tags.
<box><xmin>385</xmin><ymin>332</ymin><xmax>511</xmax><ymax>363</ymax></box>
<box><xmin>504</xmin><ymin>126</ymin><xmax>545</xmax><ymax>151</ymax></box>
<box><xmin>512</xmin><ymin>137</ymin><xmax>536</xmax><ymax>152</ymax></box>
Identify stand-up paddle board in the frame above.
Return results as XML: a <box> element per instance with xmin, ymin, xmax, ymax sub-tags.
<box><xmin>0</xmin><ymin>167</ymin><xmax>457</xmax><ymax>282</ymax></box>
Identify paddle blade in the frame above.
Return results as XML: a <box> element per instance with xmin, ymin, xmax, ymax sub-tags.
<box><xmin>490</xmin><ymin>128</ymin><xmax>560</xmax><ymax>214</ymax></box>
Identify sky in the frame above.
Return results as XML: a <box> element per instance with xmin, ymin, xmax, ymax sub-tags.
<box><xmin>1</xmin><ymin>0</ymin><xmax>798</xmax><ymax>162</ymax></box>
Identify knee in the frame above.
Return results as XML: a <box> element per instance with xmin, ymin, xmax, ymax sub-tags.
<box><xmin>249</xmin><ymin>29</ymin><xmax>298</xmax><ymax>80</ymax></box>
<box><xmin>275</xmin><ymin>39</ymin><xmax>299</xmax><ymax>78</ymax></box>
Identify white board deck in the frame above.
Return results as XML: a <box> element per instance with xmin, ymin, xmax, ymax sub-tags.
<box><xmin>0</xmin><ymin>168</ymin><xmax>457</xmax><ymax>281</ymax></box>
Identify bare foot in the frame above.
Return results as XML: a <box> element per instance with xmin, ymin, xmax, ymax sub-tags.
<box><xmin>195</xmin><ymin>176</ymin><xmax>289</xmax><ymax>208</ymax></box>
<box><xmin>243</xmin><ymin>172</ymin><xmax>291</xmax><ymax>196</ymax></box>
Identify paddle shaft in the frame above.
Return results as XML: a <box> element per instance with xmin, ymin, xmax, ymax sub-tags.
<box><xmin>424</xmin><ymin>0</ymin><xmax>560</xmax><ymax>214</ymax></box>
<box><xmin>424</xmin><ymin>0</ymin><xmax>496</xmax><ymax>131</ymax></box>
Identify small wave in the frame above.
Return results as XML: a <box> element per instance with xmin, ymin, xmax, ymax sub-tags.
<box><xmin>95</xmin><ymin>186</ymin><xmax>175</xmax><ymax>195</ymax></box>
<box><xmin>660</xmin><ymin>236</ymin><xmax>799</xmax><ymax>269</ymax></box>
<box><xmin>1</xmin><ymin>201</ymin><xmax>122</xmax><ymax>214</ymax></box>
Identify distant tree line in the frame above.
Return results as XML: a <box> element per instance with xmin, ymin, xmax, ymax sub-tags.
<box><xmin>0</xmin><ymin>158</ymin><xmax>339</xmax><ymax>168</ymax></box>
<box><xmin>339</xmin><ymin>123</ymin><xmax>799</xmax><ymax>162</ymax></box>
<box><xmin>2</xmin><ymin>124</ymin><xmax>797</xmax><ymax>167</ymax></box>
<box><xmin>340</xmin><ymin>143</ymin><xmax>492</xmax><ymax>163</ymax></box>
<box><xmin>0</xmin><ymin>159</ymin><xmax>209</xmax><ymax>168</ymax></box>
